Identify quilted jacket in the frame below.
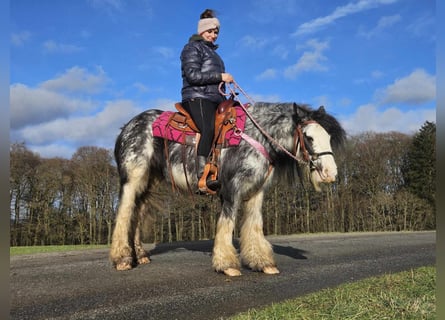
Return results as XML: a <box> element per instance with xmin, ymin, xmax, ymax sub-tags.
<box><xmin>180</xmin><ymin>35</ymin><xmax>226</xmax><ymax>104</ymax></box>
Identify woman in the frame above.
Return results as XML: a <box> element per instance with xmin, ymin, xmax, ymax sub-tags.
<box><xmin>180</xmin><ymin>9</ymin><xmax>234</xmax><ymax>192</ymax></box>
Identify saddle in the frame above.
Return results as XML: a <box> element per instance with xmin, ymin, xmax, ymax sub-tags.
<box><xmin>156</xmin><ymin>99</ymin><xmax>241</xmax><ymax>194</ymax></box>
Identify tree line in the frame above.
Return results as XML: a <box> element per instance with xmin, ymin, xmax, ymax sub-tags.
<box><xmin>10</xmin><ymin>121</ymin><xmax>435</xmax><ymax>246</ymax></box>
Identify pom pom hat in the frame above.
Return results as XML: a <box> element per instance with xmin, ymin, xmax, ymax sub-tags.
<box><xmin>197</xmin><ymin>17</ymin><xmax>220</xmax><ymax>35</ymax></box>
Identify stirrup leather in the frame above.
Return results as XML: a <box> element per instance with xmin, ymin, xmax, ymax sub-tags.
<box><xmin>198</xmin><ymin>162</ymin><xmax>218</xmax><ymax>195</ymax></box>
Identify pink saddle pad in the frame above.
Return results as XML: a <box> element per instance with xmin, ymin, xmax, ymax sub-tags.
<box><xmin>152</xmin><ymin>106</ymin><xmax>246</xmax><ymax>147</ymax></box>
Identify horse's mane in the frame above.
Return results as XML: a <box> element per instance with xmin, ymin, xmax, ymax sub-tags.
<box><xmin>252</xmin><ymin>102</ymin><xmax>346</xmax><ymax>149</ymax></box>
<box><xmin>294</xmin><ymin>104</ymin><xmax>346</xmax><ymax>149</ymax></box>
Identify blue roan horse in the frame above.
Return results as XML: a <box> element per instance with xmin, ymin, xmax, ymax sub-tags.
<box><xmin>110</xmin><ymin>102</ymin><xmax>346</xmax><ymax>276</ymax></box>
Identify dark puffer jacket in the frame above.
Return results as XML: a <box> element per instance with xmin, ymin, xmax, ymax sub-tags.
<box><xmin>181</xmin><ymin>35</ymin><xmax>226</xmax><ymax>104</ymax></box>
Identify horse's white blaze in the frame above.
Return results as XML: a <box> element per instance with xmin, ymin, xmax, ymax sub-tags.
<box><xmin>303</xmin><ymin>123</ymin><xmax>337</xmax><ymax>186</ymax></box>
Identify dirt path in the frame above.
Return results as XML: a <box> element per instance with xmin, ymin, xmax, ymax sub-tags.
<box><xmin>10</xmin><ymin>231</ymin><xmax>435</xmax><ymax>320</ymax></box>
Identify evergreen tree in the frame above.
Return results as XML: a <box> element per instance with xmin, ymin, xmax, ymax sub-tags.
<box><xmin>401</xmin><ymin>121</ymin><xmax>436</xmax><ymax>208</ymax></box>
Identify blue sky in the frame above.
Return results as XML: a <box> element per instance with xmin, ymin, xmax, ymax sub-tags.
<box><xmin>10</xmin><ymin>0</ymin><xmax>435</xmax><ymax>159</ymax></box>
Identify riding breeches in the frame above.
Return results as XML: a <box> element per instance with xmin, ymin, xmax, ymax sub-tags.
<box><xmin>182</xmin><ymin>98</ymin><xmax>218</xmax><ymax>157</ymax></box>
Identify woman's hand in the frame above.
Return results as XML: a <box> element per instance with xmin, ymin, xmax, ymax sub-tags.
<box><xmin>221</xmin><ymin>73</ymin><xmax>234</xmax><ymax>83</ymax></box>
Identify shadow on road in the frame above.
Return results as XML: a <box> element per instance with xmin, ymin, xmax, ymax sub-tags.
<box><xmin>273</xmin><ymin>245</ymin><xmax>308</xmax><ymax>260</ymax></box>
<box><xmin>149</xmin><ymin>239</ymin><xmax>308</xmax><ymax>260</ymax></box>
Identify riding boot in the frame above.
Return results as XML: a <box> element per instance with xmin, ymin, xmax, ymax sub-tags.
<box><xmin>197</xmin><ymin>155</ymin><xmax>206</xmax><ymax>179</ymax></box>
<box><xmin>197</xmin><ymin>156</ymin><xmax>221</xmax><ymax>192</ymax></box>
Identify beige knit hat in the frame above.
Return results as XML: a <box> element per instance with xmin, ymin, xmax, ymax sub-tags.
<box><xmin>197</xmin><ymin>17</ymin><xmax>220</xmax><ymax>35</ymax></box>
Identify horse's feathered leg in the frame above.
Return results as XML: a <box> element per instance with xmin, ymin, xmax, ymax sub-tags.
<box><xmin>212</xmin><ymin>198</ymin><xmax>241</xmax><ymax>276</ymax></box>
<box><xmin>110</xmin><ymin>161</ymin><xmax>151</xmax><ymax>270</ymax></box>
<box><xmin>240</xmin><ymin>190</ymin><xmax>279</xmax><ymax>274</ymax></box>
<box><xmin>134</xmin><ymin>201</ymin><xmax>150</xmax><ymax>265</ymax></box>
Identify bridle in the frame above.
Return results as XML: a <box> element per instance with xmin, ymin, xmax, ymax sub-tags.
<box><xmin>293</xmin><ymin>120</ymin><xmax>334</xmax><ymax>176</ymax></box>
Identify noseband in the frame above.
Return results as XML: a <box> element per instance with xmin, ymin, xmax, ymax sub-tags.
<box><xmin>293</xmin><ymin>120</ymin><xmax>334</xmax><ymax>171</ymax></box>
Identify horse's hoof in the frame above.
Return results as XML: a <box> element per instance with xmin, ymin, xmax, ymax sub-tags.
<box><xmin>138</xmin><ymin>257</ymin><xmax>151</xmax><ymax>265</ymax></box>
<box><xmin>263</xmin><ymin>266</ymin><xmax>280</xmax><ymax>274</ymax></box>
<box><xmin>116</xmin><ymin>262</ymin><xmax>133</xmax><ymax>271</ymax></box>
<box><xmin>224</xmin><ymin>268</ymin><xmax>242</xmax><ymax>277</ymax></box>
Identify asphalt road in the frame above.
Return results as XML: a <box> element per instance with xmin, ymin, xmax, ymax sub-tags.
<box><xmin>10</xmin><ymin>231</ymin><xmax>435</xmax><ymax>320</ymax></box>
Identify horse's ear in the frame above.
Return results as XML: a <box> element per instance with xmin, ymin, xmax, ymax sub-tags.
<box><xmin>293</xmin><ymin>103</ymin><xmax>308</xmax><ymax>120</ymax></box>
<box><xmin>318</xmin><ymin>105</ymin><xmax>326</xmax><ymax>114</ymax></box>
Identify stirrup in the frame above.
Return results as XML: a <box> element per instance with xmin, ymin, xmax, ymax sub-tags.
<box><xmin>198</xmin><ymin>163</ymin><xmax>219</xmax><ymax>195</ymax></box>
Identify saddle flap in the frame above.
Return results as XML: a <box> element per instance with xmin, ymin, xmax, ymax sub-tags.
<box><xmin>171</xmin><ymin>112</ymin><xmax>187</xmax><ymax>125</ymax></box>
<box><xmin>174</xmin><ymin>103</ymin><xmax>200</xmax><ymax>132</ymax></box>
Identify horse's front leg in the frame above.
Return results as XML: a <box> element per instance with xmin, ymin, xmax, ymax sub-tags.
<box><xmin>240</xmin><ymin>190</ymin><xmax>279</xmax><ymax>274</ymax></box>
<box><xmin>212</xmin><ymin>201</ymin><xmax>241</xmax><ymax>276</ymax></box>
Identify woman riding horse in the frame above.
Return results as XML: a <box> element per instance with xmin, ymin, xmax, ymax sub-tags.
<box><xmin>180</xmin><ymin>8</ymin><xmax>234</xmax><ymax>193</ymax></box>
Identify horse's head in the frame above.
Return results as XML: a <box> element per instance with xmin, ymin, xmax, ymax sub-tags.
<box><xmin>294</xmin><ymin>104</ymin><xmax>346</xmax><ymax>191</ymax></box>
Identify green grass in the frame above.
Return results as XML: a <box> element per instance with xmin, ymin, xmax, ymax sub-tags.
<box><xmin>230</xmin><ymin>266</ymin><xmax>436</xmax><ymax>320</ymax></box>
<box><xmin>10</xmin><ymin>244</ymin><xmax>109</xmax><ymax>256</ymax></box>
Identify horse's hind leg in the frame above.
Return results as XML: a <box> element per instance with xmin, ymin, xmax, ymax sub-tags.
<box><xmin>110</xmin><ymin>166</ymin><xmax>149</xmax><ymax>271</ymax></box>
<box><xmin>134</xmin><ymin>201</ymin><xmax>150</xmax><ymax>265</ymax></box>
<box><xmin>240</xmin><ymin>190</ymin><xmax>279</xmax><ymax>274</ymax></box>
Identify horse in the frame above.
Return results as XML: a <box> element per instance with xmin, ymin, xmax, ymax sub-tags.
<box><xmin>109</xmin><ymin>101</ymin><xmax>346</xmax><ymax>276</ymax></box>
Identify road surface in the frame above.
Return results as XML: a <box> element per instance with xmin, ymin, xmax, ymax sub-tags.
<box><xmin>10</xmin><ymin>231</ymin><xmax>435</xmax><ymax>319</ymax></box>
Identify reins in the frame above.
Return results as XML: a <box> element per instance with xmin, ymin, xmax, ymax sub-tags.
<box><xmin>219</xmin><ymin>81</ymin><xmax>314</xmax><ymax>167</ymax></box>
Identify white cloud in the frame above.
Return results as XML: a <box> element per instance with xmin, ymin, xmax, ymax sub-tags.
<box><xmin>30</xmin><ymin>144</ymin><xmax>79</xmax><ymax>159</ymax></box>
<box><xmin>377</xmin><ymin>14</ymin><xmax>401</xmax><ymax>28</ymax></box>
<box><xmin>239</xmin><ymin>35</ymin><xmax>273</xmax><ymax>50</ymax></box>
<box><xmin>293</xmin><ymin>0</ymin><xmax>399</xmax><ymax>36</ymax></box>
<box><xmin>10</xmin><ymin>66</ymin><xmax>111</xmax><ymax>130</ymax></box>
<box><xmin>153</xmin><ymin>46</ymin><xmax>174</xmax><ymax>59</ymax></box>
<box><xmin>10</xmin><ymin>83</ymin><xmax>95</xmax><ymax>129</ymax></box>
<box><xmin>248</xmin><ymin>0</ymin><xmax>298</xmax><ymax>23</ymax></box>
<box><xmin>272</xmin><ymin>45</ymin><xmax>289</xmax><ymax>60</ymax></box>
<box><xmin>148</xmin><ymin>98</ymin><xmax>177</xmax><ymax>112</ymax></box>
<box><xmin>10</xmin><ymin>62</ymin><xmax>179</xmax><ymax>158</ymax></box>
<box><xmin>354</xmin><ymin>70</ymin><xmax>385</xmax><ymax>85</ymax></box>
<box><xmin>406</xmin><ymin>13</ymin><xmax>435</xmax><ymax>40</ymax></box>
<box><xmin>87</xmin><ymin>0</ymin><xmax>124</xmax><ymax>12</ymax></box>
<box><xmin>11</xmin><ymin>31</ymin><xmax>31</xmax><ymax>46</ymax></box>
<box><xmin>284</xmin><ymin>39</ymin><xmax>329</xmax><ymax>79</ymax></box>
<box><xmin>133</xmin><ymin>82</ymin><xmax>150</xmax><ymax>93</ymax></box>
<box><xmin>341</xmin><ymin>104</ymin><xmax>436</xmax><ymax>135</ymax></box>
<box><xmin>40</xmin><ymin>66</ymin><xmax>109</xmax><ymax>94</ymax></box>
<box><xmin>43</xmin><ymin>40</ymin><xmax>84</xmax><ymax>54</ymax></box>
<box><xmin>338</xmin><ymin>97</ymin><xmax>352</xmax><ymax>107</ymax></box>
<box><xmin>17</xmin><ymin>100</ymin><xmax>143</xmax><ymax>147</ymax></box>
<box><xmin>256</xmin><ymin>68</ymin><xmax>277</xmax><ymax>81</ymax></box>
<box><xmin>371</xmin><ymin>70</ymin><xmax>384</xmax><ymax>79</ymax></box>
<box><xmin>314</xmin><ymin>95</ymin><xmax>331</xmax><ymax>108</ymax></box>
<box><xmin>376</xmin><ymin>69</ymin><xmax>436</xmax><ymax>105</ymax></box>
<box><xmin>250</xmin><ymin>93</ymin><xmax>282</xmax><ymax>102</ymax></box>
<box><xmin>359</xmin><ymin>14</ymin><xmax>401</xmax><ymax>38</ymax></box>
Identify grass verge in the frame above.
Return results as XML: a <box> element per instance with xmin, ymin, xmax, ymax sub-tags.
<box><xmin>230</xmin><ymin>266</ymin><xmax>435</xmax><ymax>320</ymax></box>
<box><xmin>10</xmin><ymin>244</ymin><xmax>109</xmax><ymax>256</ymax></box>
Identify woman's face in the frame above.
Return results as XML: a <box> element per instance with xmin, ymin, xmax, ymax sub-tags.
<box><xmin>201</xmin><ymin>28</ymin><xmax>219</xmax><ymax>43</ymax></box>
